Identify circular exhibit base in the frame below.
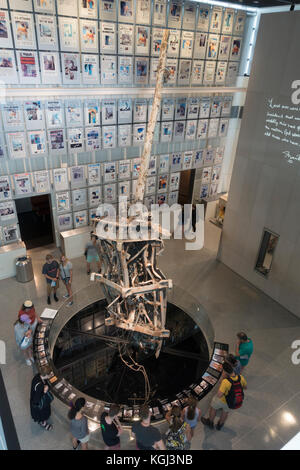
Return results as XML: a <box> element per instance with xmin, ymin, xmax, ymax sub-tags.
<box><xmin>53</xmin><ymin>299</ymin><xmax>210</xmax><ymax>407</ymax></box>
<box><xmin>38</xmin><ymin>283</ymin><xmax>215</xmax><ymax>424</ymax></box>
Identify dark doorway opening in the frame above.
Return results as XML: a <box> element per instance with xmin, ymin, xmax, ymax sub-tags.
<box><xmin>15</xmin><ymin>195</ymin><xmax>54</xmax><ymax>249</ymax></box>
<box><xmin>178</xmin><ymin>169</ymin><xmax>195</xmax><ymax>205</ymax></box>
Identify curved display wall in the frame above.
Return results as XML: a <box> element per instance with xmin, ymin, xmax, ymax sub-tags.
<box><xmin>33</xmin><ymin>282</ymin><xmax>228</xmax><ymax>425</ymax></box>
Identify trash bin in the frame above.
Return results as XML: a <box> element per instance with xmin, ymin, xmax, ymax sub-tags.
<box><xmin>16</xmin><ymin>256</ymin><xmax>34</xmax><ymax>283</ymax></box>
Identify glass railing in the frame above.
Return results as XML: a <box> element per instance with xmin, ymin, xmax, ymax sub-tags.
<box><xmin>48</xmin><ymin>281</ymin><xmax>106</xmax><ymax>357</ymax></box>
<box><xmin>40</xmin><ymin>279</ymin><xmax>216</xmax><ymax>426</ymax></box>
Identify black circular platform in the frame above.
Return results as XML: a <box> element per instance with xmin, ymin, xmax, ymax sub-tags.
<box><xmin>34</xmin><ymin>283</ymin><xmax>219</xmax><ymax>425</ymax></box>
<box><xmin>53</xmin><ymin>299</ymin><xmax>210</xmax><ymax>406</ymax></box>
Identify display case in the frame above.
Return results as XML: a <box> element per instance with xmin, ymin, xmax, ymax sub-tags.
<box><xmin>59</xmin><ymin>226</ymin><xmax>91</xmax><ymax>259</ymax></box>
<box><xmin>0</xmin><ymin>241</ymin><xmax>26</xmax><ymax>280</ymax></box>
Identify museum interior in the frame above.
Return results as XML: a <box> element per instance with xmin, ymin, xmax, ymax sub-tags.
<box><xmin>0</xmin><ymin>0</ymin><xmax>300</xmax><ymax>452</ymax></box>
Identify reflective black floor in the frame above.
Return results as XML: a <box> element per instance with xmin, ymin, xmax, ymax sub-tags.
<box><xmin>54</xmin><ymin>300</ymin><xmax>210</xmax><ymax>405</ymax></box>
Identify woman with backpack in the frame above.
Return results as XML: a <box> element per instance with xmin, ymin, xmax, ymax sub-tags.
<box><xmin>68</xmin><ymin>398</ymin><xmax>89</xmax><ymax>450</ymax></box>
<box><xmin>201</xmin><ymin>362</ymin><xmax>247</xmax><ymax>431</ymax></box>
<box><xmin>225</xmin><ymin>353</ymin><xmax>242</xmax><ymax>375</ymax></box>
<box><xmin>165</xmin><ymin>406</ymin><xmax>192</xmax><ymax>450</ymax></box>
<box><xmin>30</xmin><ymin>366</ymin><xmax>54</xmax><ymax>431</ymax></box>
<box><xmin>182</xmin><ymin>397</ymin><xmax>201</xmax><ymax>438</ymax></box>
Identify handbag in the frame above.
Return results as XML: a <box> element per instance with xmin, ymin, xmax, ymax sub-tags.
<box><xmin>36</xmin><ymin>391</ymin><xmax>54</xmax><ymax>410</ymax></box>
<box><xmin>20</xmin><ymin>334</ymin><xmax>32</xmax><ymax>350</ymax></box>
<box><xmin>46</xmin><ymin>391</ymin><xmax>54</xmax><ymax>403</ymax></box>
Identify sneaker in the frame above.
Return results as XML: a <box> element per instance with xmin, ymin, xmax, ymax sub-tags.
<box><xmin>25</xmin><ymin>359</ymin><xmax>32</xmax><ymax>366</ymax></box>
<box><xmin>47</xmin><ymin>296</ymin><xmax>51</xmax><ymax>305</ymax></box>
<box><xmin>54</xmin><ymin>294</ymin><xmax>59</xmax><ymax>302</ymax></box>
<box><xmin>39</xmin><ymin>421</ymin><xmax>53</xmax><ymax>431</ymax></box>
<box><xmin>63</xmin><ymin>294</ymin><xmax>70</xmax><ymax>299</ymax></box>
<box><xmin>87</xmin><ymin>271</ymin><xmax>91</xmax><ymax>275</ymax></box>
<box><xmin>67</xmin><ymin>301</ymin><xmax>73</xmax><ymax>307</ymax></box>
<box><xmin>216</xmin><ymin>422</ymin><xmax>224</xmax><ymax>431</ymax></box>
<box><xmin>201</xmin><ymin>417</ymin><xmax>214</xmax><ymax>429</ymax></box>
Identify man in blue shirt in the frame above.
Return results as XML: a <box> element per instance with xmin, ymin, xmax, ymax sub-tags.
<box><xmin>42</xmin><ymin>254</ymin><xmax>59</xmax><ymax>305</ymax></box>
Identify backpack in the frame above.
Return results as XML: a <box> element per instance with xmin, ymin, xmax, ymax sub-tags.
<box><xmin>225</xmin><ymin>376</ymin><xmax>244</xmax><ymax>409</ymax></box>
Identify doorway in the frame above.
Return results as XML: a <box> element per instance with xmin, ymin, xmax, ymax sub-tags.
<box><xmin>15</xmin><ymin>195</ymin><xmax>54</xmax><ymax>249</ymax></box>
<box><xmin>178</xmin><ymin>169</ymin><xmax>195</xmax><ymax>205</ymax></box>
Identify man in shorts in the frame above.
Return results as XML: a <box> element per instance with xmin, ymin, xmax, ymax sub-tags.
<box><xmin>201</xmin><ymin>362</ymin><xmax>247</xmax><ymax>430</ymax></box>
<box><xmin>85</xmin><ymin>234</ymin><xmax>101</xmax><ymax>275</ymax></box>
<box><xmin>42</xmin><ymin>254</ymin><xmax>59</xmax><ymax>305</ymax></box>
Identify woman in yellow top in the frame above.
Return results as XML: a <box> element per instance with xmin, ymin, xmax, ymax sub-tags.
<box><xmin>201</xmin><ymin>362</ymin><xmax>247</xmax><ymax>430</ymax></box>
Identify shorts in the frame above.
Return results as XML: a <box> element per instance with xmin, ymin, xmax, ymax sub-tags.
<box><xmin>62</xmin><ymin>277</ymin><xmax>71</xmax><ymax>285</ymax></box>
<box><xmin>78</xmin><ymin>434</ymin><xmax>90</xmax><ymax>444</ymax></box>
<box><xmin>86</xmin><ymin>254</ymin><xmax>100</xmax><ymax>263</ymax></box>
<box><xmin>46</xmin><ymin>280</ymin><xmax>59</xmax><ymax>295</ymax></box>
<box><xmin>211</xmin><ymin>395</ymin><xmax>230</xmax><ymax>412</ymax></box>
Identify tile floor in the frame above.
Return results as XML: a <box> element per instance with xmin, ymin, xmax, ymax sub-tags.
<box><xmin>1</xmin><ymin>221</ymin><xmax>300</xmax><ymax>450</ymax></box>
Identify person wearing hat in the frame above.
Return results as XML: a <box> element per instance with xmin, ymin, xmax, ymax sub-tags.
<box><xmin>14</xmin><ymin>305</ymin><xmax>38</xmax><ymax>366</ymax></box>
<box><xmin>18</xmin><ymin>300</ymin><xmax>41</xmax><ymax>327</ymax></box>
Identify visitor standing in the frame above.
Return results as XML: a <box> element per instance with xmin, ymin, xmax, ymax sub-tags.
<box><xmin>59</xmin><ymin>255</ymin><xmax>73</xmax><ymax>306</ymax></box>
<box><xmin>191</xmin><ymin>205</ymin><xmax>198</xmax><ymax>233</ymax></box>
<box><xmin>165</xmin><ymin>406</ymin><xmax>192</xmax><ymax>450</ymax></box>
<box><xmin>14</xmin><ymin>305</ymin><xmax>38</xmax><ymax>366</ymax></box>
<box><xmin>201</xmin><ymin>362</ymin><xmax>247</xmax><ymax>430</ymax></box>
<box><xmin>131</xmin><ymin>405</ymin><xmax>165</xmax><ymax>450</ymax></box>
<box><xmin>100</xmin><ymin>404</ymin><xmax>123</xmax><ymax>450</ymax></box>
<box><xmin>42</xmin><ymin>254</ymin><xmax>59</xmax><ymax>305</ymax></box>
<box><xmin>18</xmin><ymin>300</ymin><xmax>41</xmax><ymax>328</ymax></box>
<box><xmin>85</xmin><ymin>234</ymin><xmax>101</xmax><ymax>275</ymax></box>
<box><xmin>30</xmin><ymin>366</ymin><xmax>54</xmax><ymax>431</ymax></box>
<box><xmin>225</xmin><ymin>353</ymin><xmax>242</xmax><ymax>375</ymax></box>
<box><xmin>68</xmin><ymin>398</ymin><xmax>89</xmax><ymax>450</ymax></box>
<box><xmin>235</xmin><ymin>332</ymin><xmax>253</xmax><ymax>372</ymax></box>
<box><xmin>182</xmin><ymin>397</ymin><xmax>201</xmax><ymax>438</ymax></box>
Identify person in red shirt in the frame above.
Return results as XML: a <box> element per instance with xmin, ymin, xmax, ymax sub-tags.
<box><xmin>18</xmin><ymin>300</ymin><xmax>41</xmax><ymax>326</ymax></box>
<box><xmin>14</xmin><ymin>300</ymin><xmax>40</xmax><ymax>366</ymax></box>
